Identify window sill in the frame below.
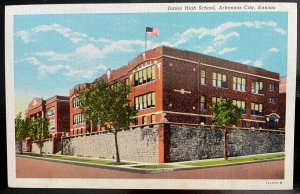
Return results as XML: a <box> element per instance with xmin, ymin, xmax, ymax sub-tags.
<box><xmin>134</xmin><ymin>80</ymin><xmax>156</xmax><ymax>88</ymax></box>
<box><xmin>73</xmin><ymin>123</ymin><xmax>85</xmax><ymax>126</ymax></box>
<box><xmin>136</xmin><ymin>107</ymin><xmax>155</xmax><ymax>111</ymax></box>
<box><xmin>250</xmin><ymin>115</ymin><xmax>264</xmax><ymax>118</ymax></box>
<box><xmin>233</xmin><ymin>90</ymin><xmax>246</xmax><ymax>93</ymax></box>
<box><xmin>252</xmin><ymin>93</ymin><xmax>264</xmax><ymax>96</ymax></box>
<box><xmin>213</xmin><ymin>86</ymin><xmax>228</xmax><ymax>89</ymax></box>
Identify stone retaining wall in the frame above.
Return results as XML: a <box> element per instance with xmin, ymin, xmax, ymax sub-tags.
<box><xmin>63</xmin><ymin>127</ymin><xmax>159</xmax><ymax>163</ymax></box>
<box><xmin>170</xmin><ymin>127</ymin><xmax>285</xmax><ymax>162</ymax></box>
<box><xmin>31</xmin><ymin>140</ymin><xmax>53</xmax><ymax>154</ymax></box>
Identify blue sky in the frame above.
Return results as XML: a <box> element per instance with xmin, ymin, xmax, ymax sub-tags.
<box><xmin>14</xmin><ymin>12</ymin><xmax>288</xmax><ymax>114</ymax></box>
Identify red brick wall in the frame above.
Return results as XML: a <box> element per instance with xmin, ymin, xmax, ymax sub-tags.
<box><xmin>66</xmin><ymin>46</ymin><xmax>283</xmax><ymax>130</ymax></box>
<box><xmin>56</xmin><ymin>101</ymin><xmax>70</xmax><ymax>133</ymax></box>
<box><xmin>278</xmin><ymin>93</ymin><xmax>286</xmax><ymax>129</ymax></box>
<box><xmin>69</xmin><ymin>83</ymin><xmax>91</xmax><ymax>135</ymax></box>
<box><xmin>129</xmin><ymin>57</ymin><xmax>164</xmax><ymax>124</ymax></box>
<box><xmin>26</xmin><ymin>98</ymin><xmax>46</xmax><ymax>119</ymax></box>
<box><xmin>161</xmin><ymin>46</ymin><xmax>281</xmax><ymax>128</ymax></box>
<box><xmin>46</xmin><ymin>96</ymin><xmax>70</xmax><ymax>135</ymax></box>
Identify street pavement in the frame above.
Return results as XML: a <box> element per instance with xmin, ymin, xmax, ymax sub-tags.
<box><xmin>16</xmin><ymin>156</ymin><xmax>284</xmax><ymax>179</ymax></box>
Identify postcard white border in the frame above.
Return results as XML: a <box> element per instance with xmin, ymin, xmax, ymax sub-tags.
<box><xmin>5</xmin><ymin>2</ymin><xmax>297</xmax><ymax>190</ymax></box>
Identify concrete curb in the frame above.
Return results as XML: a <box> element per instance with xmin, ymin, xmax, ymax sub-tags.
<box><xmin>171</xmin><ymin>158</ymin><xmax>285</xmax><ymax>172</ymax></box>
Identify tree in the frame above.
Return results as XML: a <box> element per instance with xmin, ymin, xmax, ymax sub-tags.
<box><xmin>30</xmin><ymin>116</ymin><xmax>49</xmax><ymax>155</ymax></box>
<box><xmin>79</xmin><ymin>81</ymin><xmax>137</xmax><ymax>163</ymax></box>
<box><xmin>211</xmin><ymin>99</ymin><xmax>242</xmax><ymax>160</ymax></box>
<box><xmin>15</xmin><ymin>112</ymin><xmax>31</xmax><ymax>153</ymax></box>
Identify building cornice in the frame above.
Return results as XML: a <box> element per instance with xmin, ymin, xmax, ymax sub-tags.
<box><xmin>164</xmin><ymin>55</ymin><xmax>280</xmax><ymax>82</ymax></box>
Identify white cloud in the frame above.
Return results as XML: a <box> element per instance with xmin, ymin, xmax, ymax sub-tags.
<box><xmin>253</xmin><ymin>59</ymin><xmax>263</xmax><ymax>67</ymax></box>
<box><xmin>252</xmin><ymin>47</ymin><xmax>280</xmax><ymax>68</ymax></box>
<box><xmin>39</xmin><ymin>64</ymin><xmax>70</xmax><ymax>75</ymax></box>
<box><xmin>103</xmin><ymin>39</ymin><xmax>144</xmax><ymax>54</ymax></box>
<box><xmin>168</xmin><ymin>20</ymin><xmax>285</xmax><ymax>57</ymax></box>
<box><xmin>268</xmin><ymin>47</ymin><xmax>280</xmax><ymax>53</ymax></box>
<box><xmin>32</xmin><ymin>23</ymin><xmax>87</xmax><ymax>43</ymax></box>
<box><xmin>63</xmin><ymin>68</ymin><xmax>100</xmax><ymax>79</ymax></box>
<box><xmin>202</xmin><ymin>46</ymin><xmax>216</xmax><ymax>54</ymax></box>
<box><xmin>213</xmin><ymin>31</ymin><xmax>240</xmax><ymax>47</ymax></box>
<box><xmin>25</xmin><ymin>57</ymin><xmax>43</xmax><ymax>66</ymax></box>
<box><xmin>95</xmin><ymin>64</ymin><xmax>108</xmax><ymax>71</ymax></box>
<box><xmin>15</xmin><ymin>31</ymin><xmax>32</xmax><ymax>44</ymax></box>
<box><xmin>218</xmin><ymin>47</ymin><xmax>237</xmax><ymax>55</ymax></box>
<box><xmin>274</xmin><ymin>28</ymin><xmax>287</xmax><ymax>35</ymax></box>
<box><xmin>241</xmin><ymin>60</ymin><xmax>252</xmax><ymax>65</ymax></box>
<box><xmin>34</xmin><ymin>51</ymin><xmax>71</xmax><ymax>61</ymax></box>
<box><xmin>75</xmin><ymin>44</ymin><xmax>104</xmax><ymax>60</ymax></box>
<box><xmin>173</xmin><ymin>20</ymin><xmax>285</xmax><ymax>48</ymax></box>
<box><xmin>16</xmin><ymin>23</ymin><xmax>111</xmax><ymax>45</ymax></box>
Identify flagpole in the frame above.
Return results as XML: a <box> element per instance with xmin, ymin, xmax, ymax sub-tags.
<box><xmin>145</xmin><ymin>29</ymin><xmax>147</xmax><ymax>56</ymax></box>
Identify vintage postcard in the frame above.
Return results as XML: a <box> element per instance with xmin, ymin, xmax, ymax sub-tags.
<box><xmin>5</xmin><ymin>2</ymin><xmax>297</xmax><ymax>189</ymax></box>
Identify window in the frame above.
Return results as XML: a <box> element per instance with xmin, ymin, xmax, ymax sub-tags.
<box><xmin>252</xmin><ymin>81</ymin><xmax>264</xmax><ymax>94</ymax></box>
<box><xmin>73</xmin><ymin>98</ymin><xmax>82</xmax><ymax>108</ymax></box>
<box><xmin>73</xmin><ymin>113</ymin><xmax>84</xmax><ymax>125</ymax></box>
<box><xmin>270</xmin><ymin>83</ymin><xmax>276</xmax><ymax>91</ymax></box>
<box><xmin>242</xmin><ymin>121</ymin><xmax>247</xmax><ymax>128</ymax></box>
<box><xmin>48</xmin><ymin>120</ymin><xmax>55</xmax><ymax>131</ymax></box>
<box><xmin>200</xmin><ymin>95</ymin><xmax>206</xmax><ymax>110</ymax></box>
<box><xmin>200</xmin><ymin>117</ymin><xmax>206</xmax><ymax>125</ymax></box>
<box><xmin>111</xmin><ymin>82</ymin><xmax>121</xmax><ymax>90</ymax></box>
<box><xmin>142</xmin><ymin>116</ymin><xmax>147</xmax><ymax>124</ymax></box>
<box><xmin>213</xmin><ymin>72</ymin><xmax>227</xmax><ymax>88</ymax></box>
<box><xmin>47</xmin><ymin>109</ymin><xmax>55</xmax><ymax>117</ymax></box>
<box><xmin>138</xmin><ymin>70</ymin><xmax>143</xmax><ymax>85</ymax></box>
<box><xmin>134</xmin><ymin>65</ymin><xmax>155</xmax><ymax>86</ymax></box>
<box><xmin>133</xmin><ymin>118</ymin><xmax>138</xmax><ymax>125</ymax></box>
<box><xmin>150</xmin><ymin>114</ymin><xmax>156</xmax><ymax>123</ymax></box>
<box><xmin>135</xmin><ymin>92</ymin><xmax>155</xmax><ymax>110</ymax></box>
<box><xmin>251</xmin><ymin>122</ymin><xmax>256</xmax><ymax>128</ymax></box>
<box><xmin>269</xmin><ymin>97</ymin><xmax>275</xmax><ymax>104</ymax></box>
<box><xmin>232</xmin><ymin>100</ymin><xmax>246</xmax><ymax>114</ymax></box>
<box><xmin>200</xmin><ymin>70</ymin><xmax>206</xmax><ymax>85</ymax></box>
<box><xmin>212</xmin><ymin>97</ymin><xmax>224</xmax><ymax>104</ymax></box>
<box><xmin>125</xmin><ymin>78</ymin><xmax>129</xmax><ymax>85</ymax></box>
<box><xmin>233</xmin><ymin>77</ymin><xmax>246</xmax><ymax>92</ymax></box>
<box><xmin>251</xmin><ymin>103</ymin><xmax>263</xmax><ymax>116</ymax></box>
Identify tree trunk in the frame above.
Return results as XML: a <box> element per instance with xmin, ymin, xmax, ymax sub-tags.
<box><xmin>224</xmin><ymin>128</ymin><xmax>228</xmax><ymax>160</ymax></box>
<box><xmin>113</xmin><ymin>131</ymin><xmax>120</xmax><ymax>163</ymax></box>
<box><xmin>39</xmin><ymin>142</ymin><xmax>43</xmax><ymax>156</ymax></box>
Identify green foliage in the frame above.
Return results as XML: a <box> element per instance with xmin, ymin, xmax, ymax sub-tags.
<box><xmin>30</xmin><ymin>116</ymin><xmax>49</xmax><ymax>155</ymax></box>
<box><xmin>79</xmin><ymin>81</ymin><xmax>137</xmax><ymax>132</ymax></box>
<box><xmin>15</xmin><ymin>112</ymin><xmax>33</xmax><ymax>153</ymax></box>
<box><xmin>79</xmin><ymin>81</ymin><xmax>137</xmax><ymax>163</ymax></box>
<box><xmin>15</xmin><ymin>112</ymin><xmax>26</xmax><ymax>143</ymax></box>
<box><xmin>211</xmin><ymin>99</ymin><xmax>242</xmax><ymax>128</ymax></box>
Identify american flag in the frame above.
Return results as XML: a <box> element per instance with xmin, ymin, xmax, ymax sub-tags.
<box><xmin>146</xmin><ymin>27</ymin><xmax>159</xmax><ymax>37</ymax></box>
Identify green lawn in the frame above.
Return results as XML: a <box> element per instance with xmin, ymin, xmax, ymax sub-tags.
<box><xmin>133</xmin><ymin>164</ymin><xmax>174</xmax><ymax>170</ymax></box>
<box><xmin>182</xmin><ymin>154</ymin><xmax>285</xmax><ymax>167</ymax></box>
<box><xmin>18</xmin><ymin>153</ymin><xmax>132</xmax><ymax>165</ymax></box>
